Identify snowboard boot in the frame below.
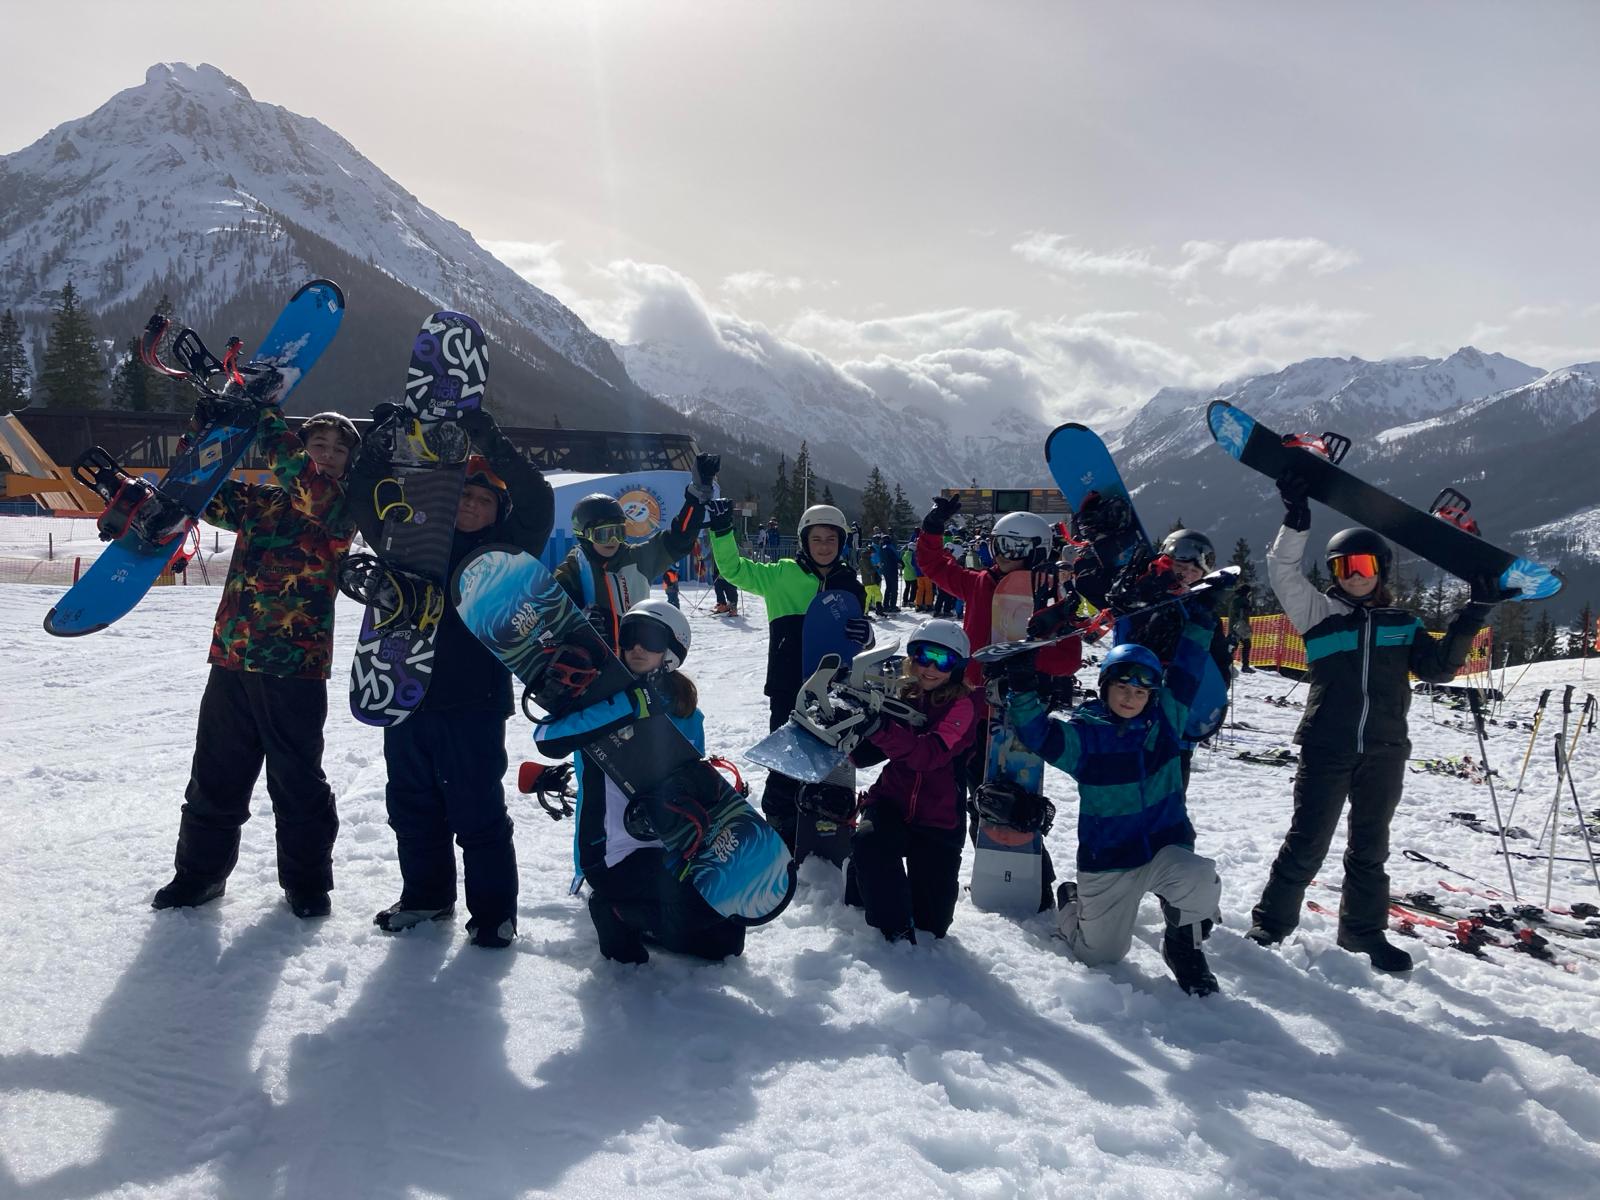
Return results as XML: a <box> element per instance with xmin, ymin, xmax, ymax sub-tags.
<box><xmin>284</xmin><ymin>888</ymin><xmax>331</xmax><ymax>919</ymax></box>
<box><xmin>589</xmin><ymin>897</ymin><xmax>648</xmax><ymax>964</ymax></box>
<box><xmin>467</xmin><ymin>916</ymin><xmax>518</xmax><ymax>949</ymax></box>
<box><xmin>1244</xmin><ymin>922</ymin><xmax>1287</xmax><ymax>947</ymax></box>
<box><xmin>1337</xmin><ymin>930</ymin><xmax>1414</xmax><ymax>973</ymax></box>
<box><xmin>1159</xmin><ymin>896</ymin><xmax>1214</xmax><ymax>940</ymax></box>
<box><xmin>373</xmin><ymin>901</ymin><xmax>456</xmax><ymax>933</ymax></box>
<box><xmin>1056</xmin><ymin>880</ymin><xmax>1079</xmax><ymax>911</ymax></box>
<box><xmin>152</xmin><ymin>873</ymin><xmax>226</xmax><ymax>911</ymax></box>
<box><xmin>883</xmin><ymin>924</ymin><xmax>918</xmax><ymax>945</ymax></box>
<box><xmin>1162</xmin><ymin>919</ymin><xmax>1220</xmax><ymax>997</ymax></box>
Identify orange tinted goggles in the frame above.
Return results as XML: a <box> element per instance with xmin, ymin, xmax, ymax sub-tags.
<box><xmin>1331</xmin><ymin>553</ymin><xmax>1381</xmax><ymax>580</ymax></box>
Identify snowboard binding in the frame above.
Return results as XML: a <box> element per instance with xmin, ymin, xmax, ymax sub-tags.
<box><xmin>517</xmin><ymin>760</ymin><xmax>576</xmax><ymax>819</ymax></box>
<box><xmin>336</xmin><ymin>553</ymin><xmax>444</xmax><ymax>631</ymax></box>
<box><xmin>1070</xmin><ymin>490</ymin><xmax>1135</xmax><ymax>543</ymax></box>
<box><xmin>1281</xmin><ymin>430</ymin><xmax>1351</xmax><ymax>464</ymax></box>
<box><xmin>1429</xmin><ymin>487</ymin><xmax>1481</xmax><ymax>536</ymax></box>
<box><xmin>519</xmin><ymin>642</ymin><xmax>602</xmax><ymax>719</ymax></box>
<box><xmin>791</xmin><ymin>646</ymin><xmax>926</xmax><ymax>753</ymax></box>
<box><xmin>973</xmin><ymin>779</ymin><xmax>1056</xmax><ymax>835</ymax></box>
<box><xmin>72</xmin><ymin>447</ymin><xmax>191</xmax><ymax>547</ymax></box>
<box><xmin>369</xmin><ymin>404</ymin><xmax>470</xmax><ymax>465</ymax></box>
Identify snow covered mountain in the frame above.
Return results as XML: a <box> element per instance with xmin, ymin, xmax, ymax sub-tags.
<box><xmin>617</xmin><ymin>325</ymin><xmax>1051</xmax><ymax>499</ymax></box>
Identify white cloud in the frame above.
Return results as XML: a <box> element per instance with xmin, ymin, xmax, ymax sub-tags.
<box><xmin>1219</xmin><ymin>238</ymin><xmax>1359</xmax><ymax>283</ymax></box>
<box><xmin>482</xmin><ymin>239</ymin><xmax>567</xmax><ymax>295</ymax></box>
<box><xmin>1194</xmin><ymin>304</ymin><xmax>1368</xmax><ymax>357</ymax></box>
<box><xmin>1508</xmin><ymin>303</ymin><xmax>1567</xmax><ymax>322</ymax></box>
<box><xmin>720</xmin><ymin>269</ymin><xmax>809</xmax><ymax>297</ymax></box>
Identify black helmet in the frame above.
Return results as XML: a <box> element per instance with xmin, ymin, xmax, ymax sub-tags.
<box><xmin>572</xmin><ymin>493</ymin><xmax>626</xmax><ymax>541</ymax></box>
<box><xmin>1325</xmin><ymin>527</ymin><xmax>1392</xmax><ymax>576</ymax></box>
<box><xmin>300</xmin><ymin>411</ymin><xmax>361</xmax><ymax>452</ymax></box>
<box><xmin>1161</xmin><ymin>528</ymin><xmax>1215</xmax><ymax>572</ymax></box>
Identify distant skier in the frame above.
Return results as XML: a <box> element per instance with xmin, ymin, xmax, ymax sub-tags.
<box><xmin>1244</xmin><ymin>469</ymin><xmax>1505</xmax><ymax>972</ymax></box>
<box><xmin>348</xmin><ymin>408</ymin><xmax>555</xmax><ymax>948</ymax></box>
<box><xmin>877</xmin><ymin>530</ymin><xmax>902</xmax><ymax>613</ymax></box>
<box><xmin>152</xmin><ymin>408</ymin><xmax>359</xmax><ymax>917</ymax></box>
<box><xmin>858</xmin><ymin>537</ymin><xmax>884</xmax><ymax>615</ymax></box>
<box><xmin>536</xmin><ymin>600</ymin><xmax>745</xmax><ymax>963</ymax></box>
<box><xmin>1227</xmin><ymin>581</ymin><xmax>1255</xmax><ymax>673</ymax></box>
<box><xmin>708</xmin><ymin>499</ymin><xmax>872</xmax><ymax>849</ymax></box>
<box><xmin>845</xmin><ymin>620</ymin><xmax>980</xmax><ymax>943</ymax></box>
<box><xmin>1007</xmin><ymin>634</ymin><xmax>1224</xmax><ymax>997</ymax></box>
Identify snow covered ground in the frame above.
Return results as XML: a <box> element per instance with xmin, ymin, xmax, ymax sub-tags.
<box><xmin>3</xmin><ymin>580</ymin><xmax>1600</xmax><ymax>1199</ymax></box>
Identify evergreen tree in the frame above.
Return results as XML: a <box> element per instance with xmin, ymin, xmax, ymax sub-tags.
<box><xmin>770</xmin><ymin>455</ymin><xmax>795</xmax><ymax>530</ymax></box>
<box><xmin>1227</xmin><ymin>537</ymin><xmax>1257</xmax><ymax>592</ymax></box>
<box><xmin>821</xmin><ymin>483</ymin><xmax>835</xmax><ymax>505</ymax></box>
<box><xmin>1491</xmin><ymin>599</ymin><xmax>1529</xmax><ymax>666</ymax></box>
<box><xmin>1530</xmin><ymin>611</ymin><xmax>1559</xmax><ymax>662</ymax></box>
<box><xmin>792</xmin><ymin>441</ymin><xmax>819</xmax><ymax>511</ymax></box>
<box><xmin>0</xmin><ymin>308</ymin><xmax>29</xmax><ymax>410</ymax></box>
<box><xmin>109</xmin><ymin>336</ymin><xmax>150</xmax><ymax>411</ymax></box>
<box><xmin>1566</xmin><ymin>602</ymin><xmax>1595</xmax><ymax>659</ymax></box>
<box><xmin>890</xmin><ymin>482</ymin><xmax>916</xmax><ymax>534</ymax></box>
<box><xmin>859</xmin><ymin>467</ymin><xmax>893</xmax><ymax>534</ymax></box>
<box><xmin>39</xmin><ymin>282</ymin><xmax>107</xmax><ymax>408</ymax></box>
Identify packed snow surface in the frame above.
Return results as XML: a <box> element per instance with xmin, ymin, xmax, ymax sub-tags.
<box><xmin>4</xmin><ymin>575</ymin><xmax>1600</xmax><ymax>1198</ymax></box>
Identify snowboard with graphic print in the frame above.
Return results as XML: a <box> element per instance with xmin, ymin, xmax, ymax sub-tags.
<box><xmin>452</xmin><ymin>542</ymin><xmax>796</xmax><ymax>925</ymax></box>
<box><xmin>1206</xmin><ymin>400</ymin><xmax>1562</xmax><ymax>601</ymax></box>
<box><xmin>795</xmin><ymin>590</ymin><xmax>866</xmax><ymax>867</ymax></box>
<box><xmin>348</xmin><ymin>312</ymin><xmax>488</xmax><ymax>726</ymax></box>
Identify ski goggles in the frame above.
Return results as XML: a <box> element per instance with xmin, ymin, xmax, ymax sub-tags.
<box><xmin>1330</xmin><ymin>553</ymin><xmax>1381</xmax><ymax>580</ymax></box>
<box><xmin>1105</xmin><ymin>662</ymin><xmax>1161</xmax><ymax>690</ymax></box>
<box><xmin>580</xmin><ymin>522</ymin><xmax>627</xmax><ymax>544</ymax></box>
<box><xmin>1164</xmin><ymin>535</ymin><xmax>1215</xmax><ymax>571</ymax></box>
<box><xmin>619</xmin><ymin>618</ymin><xmax>672</xmax><ymax>653</ymax></box>
<box><xmin>908</xmin><ymin>641</ymin><xmax>964</xmax><ymax>672</ymax></box>
<box><xmin>989</xmin><ymin>534</ymin><xmax>1036</xmax><ymax>561</ymax></box>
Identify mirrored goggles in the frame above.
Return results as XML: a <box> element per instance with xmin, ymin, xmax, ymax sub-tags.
<box><xmin>990</xmin><ymin>534</ymin><xmax>1035</xmax><ymax>560</ymax></box>
<box><xmin>1165</xmin><ymin>536</ymin><xmax>1214</xmax><ymax>570</ymax></box>
<box><xmin>1106</xmin><ymin>662</ymin><xmax>1161</xmax><ymax>690</ymax></box>
<box><xmin>1331</xmin><ymin>553</ymin><xmax>1381</xmax><ymax>580</ymax></box>
<box><xmin>908</xmin><ymin>641</ymin><xmax>963</xmax><ymax>672</ymax></box>
<box><xmin>619</xmin><ymin>619</ymin><xmax>672</xmax><ymax>653</ymax></box>
<box><xmin>581</xmin><ymin>522</ymin><xmax>627</xmax><ymax>544</ymax></box>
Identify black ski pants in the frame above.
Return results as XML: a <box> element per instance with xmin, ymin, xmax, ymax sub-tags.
<box><xmin>175</xmin><ymin>666</ymin><xmax>338</xmax><ymax>893</ymax></box>
<box><xmin>850</xmin><ymin>803</ymin><xmax>965</xmax><ymax>938</ymax></box>
<box><xmin>585</xmin><ymin>848</ymin><xmax>745</xmax><ymax>961</ymax></box>
<box><xmin>1252</xmin><ymin>746</ymin><xmax>1408</xmax><ymax>940</ymax></box>
<box><xmin>713</xmin><ymin>576</ymin><xmax>738</xmax><ymax>608</ymax></box>
<box><xmin>383</xmin><ymin>709</ymin><xmax>517</xmax><ymax>930</ymax></box>
<box><xmin>882</xmin><ymin>570</ymin><xmax>901</xmax><ymax>610</ymax></box>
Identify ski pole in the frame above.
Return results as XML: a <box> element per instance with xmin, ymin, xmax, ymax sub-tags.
<box><xmin>1503</xmin><ymin>657</ymin><xmax>1537</xmax><ymax>703</ymax></box>
<box><xmin>1556</xmin><ymin>718</ymin><xmax>1600</xmax><ymax>902</ymax></box>
<box><xmin>1503</xmin><ymin>688</ymin><xmax>1551</xmax><ymax>825</ymax></box>
<box><xmin>1467</xmin><ymin>687</ymin><xmax>1520</xmax><ymax>900</ymax></box>
<box><xmin>1544</xmin><ymin>687</ymin><xmax>1575</xmax><ymax>908</ymax></box>
<box><xmin>1536</xmin><ymin>690</ymin><xmax>1589</xmax><ymax>848</ymax></box>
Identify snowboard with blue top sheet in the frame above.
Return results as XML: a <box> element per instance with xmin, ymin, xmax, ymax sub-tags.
<box><xmin>796</xmin><ymin>589</ymin><xmax>866</xmax><ymax>866</ymax></box>
<box><xmin>452</xmin><ymin>543</ymin><xmax>796</xmax><ymax>924</ymax></box>
<box><xmin>1206</xmin><ymin>400</ymin><xmax>1562</xmax><ymax>602</ymax></box>
<box><xmin>44</xmin><ymin>279</ymin><xmax>345</xmax><ymax>636</ymax></box>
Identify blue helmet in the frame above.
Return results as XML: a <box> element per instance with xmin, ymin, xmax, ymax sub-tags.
<box><xmin>1099</xmin><ymin>643</ymin><xmax>1163</xmax><ymax>693</ymax></box>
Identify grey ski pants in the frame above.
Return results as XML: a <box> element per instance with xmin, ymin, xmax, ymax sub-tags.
<box><xmin>1056</xmin><ymin>844</ymin><xmax>1222</xmax><ymax>966</ymax></box>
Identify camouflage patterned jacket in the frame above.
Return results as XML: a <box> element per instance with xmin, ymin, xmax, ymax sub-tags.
<box><xmin>197</xmin><ymin>408</ymin><xmax>355</xmax><ymax>679</ymax></box>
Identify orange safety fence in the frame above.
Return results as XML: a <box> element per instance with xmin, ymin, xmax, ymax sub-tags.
<box><xmin>1224</xmin><ymin>614</ymin><xmax>1492</xmax><ymax>681</ymax></box>
<box><xmin>0</xmin><ymin>555</ymin><xmax>200</xmax><ymax>588</ymax></box>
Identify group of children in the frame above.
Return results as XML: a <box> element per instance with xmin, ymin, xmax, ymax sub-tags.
<box><xmin>145</xmin><ymin>397</ymin><xmax>1504</xmax><ymax>993</ymax></box>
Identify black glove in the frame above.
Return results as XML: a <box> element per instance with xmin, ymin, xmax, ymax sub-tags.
<box><xmin>705</xmin><ymin>498</ymin><xmax>734</xmax><ymax>535</ymax></box>
<box><xmin>694</xmin><ymin>452</ymin><xmax>721</xmax><ymax>488</ymax></box>
<box><xmin>1278</xmin><ymin>470</ymin><xmax>1312</xmax><ymax>532</ymax></box>
<box><xmin>457</xmin><ymin>404</ymin><xmax>499</xmax><ymax>444</ymax></box>
<box><xmin>922</xmin><ymin>494</ymin><xmax>961</xmax><ymax>535</ymax></box>
<box><xmin>1468</xmin><ymin>574</ymin><xmax>1521</xmax><ymax>606</ymax></box>
<box><xmin>1027</xmin><ymin>596</ymin><xmax>1078</xmax><ymax>641</ymax></box>
<box><xmin>845</xmin><ymin>617</ymin><xmax>873</xmax><ymax>647</ymax></box>
<box><xmin>1001</xmin><ymin>652</ymin><xmax>1043</xmax><ymax>697</ymax></box>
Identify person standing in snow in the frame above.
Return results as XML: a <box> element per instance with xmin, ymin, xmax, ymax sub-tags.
<box><xmin>708</xmin><ymin>498</ymin><xmax>872</xmax><ymax>850</ymax></box>
<box><xmin>553</xmin><ymin>454</ymin><xmax>716</xmax><ymax>648</ymax></box>
<box><xmin>347</xmin><ymin>408</ymin><xmax>554</xmax><ymax>948</ymax></box>
<box><xmin>152</xmin><ymin>408</ymin><xmax>359</xmax><ymax>918</ymax></box>
<box><xmin>877</xmin><ymin>530</ymin><xmax>903</xmax><ymax>613</ymax></box>
<box><xmin>1006</xmin><ymin>632</ymin><xmax>1224</xmax><ymax>997</ymax></box>
<box><xmin>858</xmin><ymin>538</ymin><xmax>884</xmax><ymax>615</ymax></box>
<box><xmin>535</xmin><ymin>600</ymin><xmax>744</xmax><ymax>964</ymax></box>
<box><xmin>1227</xmin><ymin>581</ymin><xmax>1255</xmax><ymax>673</ymax></box>
<box><xmin>846</xmin><ymin>620</ymin><xmax>981</xmax><ymax>942</ymax></box>
<box><xmin>1244</xmin><ymin>470</ymin><xmax>1504</xmax><ymax>972</ymax></box>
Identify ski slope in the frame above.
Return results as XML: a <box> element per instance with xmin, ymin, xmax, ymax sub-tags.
<box><xmin>3</xmin><ymin>581</ymin><xmax>1600</xmax><ymax>1199</ymax></box>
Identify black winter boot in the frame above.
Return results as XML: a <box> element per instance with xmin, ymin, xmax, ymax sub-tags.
<box><xmin>1337</xmin><ymin>931</ymin><xmax>1413</xmax><ymax>973</ymax></box>
<box><xmin>1245</xmin><ymin>923</ymin><xmax>1286</xmax><ymax>947</ymax></box>
<box><xmin>1163</xmin><ymin>920</ymin><xmax>1220</xmax><ymax>997</ymax></box>
<box><xmin>1159</xmin><ymin>896</ymin><xmax>1214</xmax><ymax>940</ymax></box>
<box><xmin>284</xmin><ymin>888</ymin><xmax>331</xmax><ymax>919</ymax></box>
<box><xmin>373</xmin><ymin>901</ymin><xmax>455</xmax><ymax>932</ymax></box>
<box><xmin>151</xmin><ymin>873</ymin><xmax>225</xmax><ymax>911</ymax></box>
<box><xmin>589</xmin><ymin>897</ymin><xmax>648</xmax><ymax>963</ymax></box>
<box><xmin>467</xmin><ymin>915</ymin><xmax>517</xmax><ymax>949</ymax></box>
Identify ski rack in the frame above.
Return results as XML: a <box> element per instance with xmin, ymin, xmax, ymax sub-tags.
<box><xmin>1281</xmin><ymin>430</ymin><xmax>1351</xmax><ymax>465</ymax></box>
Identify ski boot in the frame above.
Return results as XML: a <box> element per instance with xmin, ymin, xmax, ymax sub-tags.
<box><xmin>336</xmin><ymin>553</ymin><xmax>445</xmax><ymax>632</ymax></box>
<box><xmin>74</xmin><ymin>447</ymin><xmax>191</xmax><ymax>547</ymax></box>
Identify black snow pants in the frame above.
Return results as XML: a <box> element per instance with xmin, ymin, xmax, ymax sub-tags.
<box><xmin>382</xmin><ymin>709</ymin><xmax>517</xmax><ymax>931</ymax></box>
<box><xmin>713</xmin><ymin>576</ymin><xmax>738</xmax><ymax>608</ymax></box>
<box><xmin>1251</xmin><ymin>746</ymin><xmax>1408</xmax><ymax>940</ymax></box>
<box><xmin>882</xmin><ymin>570</ymin><xmax>901</xmax><ymax>610</ymax></box>
<box><xmin>585</xmin><ymin>848</ymin><xmax>745</xmax><ymax>961</ymax></box>
<box><xmin>849</xmin><ymin>803</ymin><xmax>965</xmax><ymax>939</ymax></box>
<box><xmin>174</xmin><ymin>666</ymin><xmax>339</xmax><ymax>892</ymax></box>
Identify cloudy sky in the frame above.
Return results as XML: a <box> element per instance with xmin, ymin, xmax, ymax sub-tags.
<box><xmin>4</xmin><ymin>0</ymin><xmax>1598</xmax><ymax>430</ymax></box>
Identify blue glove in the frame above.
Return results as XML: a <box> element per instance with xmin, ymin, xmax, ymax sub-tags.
<box><xmin>845</xmin><ymin>617</ymin><xmax>873</xmax><ymax>646</ymax></box>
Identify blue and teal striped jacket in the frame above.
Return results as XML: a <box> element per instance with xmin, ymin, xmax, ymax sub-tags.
<box><xmin>1010</xmin><ymin>611</ymin><xmax>1215</xmax><ymax>873</ymax></box>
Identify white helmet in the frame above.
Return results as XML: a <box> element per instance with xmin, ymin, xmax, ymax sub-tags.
<box><xmin>990</xmin><ymin>511</ymin><xmax>1052</xmax><ymax>565</ymax></box>
<box><xmin>620</xmin><ymin>597</ymin><xmax>691</xmax><ymax>671</ymax></box>
<box><xmin>907</xmin><ymin>618</ymin><xmax>970</xmax><ymax>662</ymax></box>
<box><xmin>798</xmin><ymin>504</ymin><xmax>848</xmax><ymax>539</ymax></box>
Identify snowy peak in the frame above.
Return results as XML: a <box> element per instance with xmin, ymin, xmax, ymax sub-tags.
<box><xmin>0</xmin><ymin>62</ymin><xmax>629</xmax><ymax>390</ymax></box>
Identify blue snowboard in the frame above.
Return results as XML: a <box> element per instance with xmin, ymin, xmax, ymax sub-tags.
<box><xmin>1207</xmin><ymin>400</ymin><xmax>1562</xmax><ymax>602</ymax></box>
<box><xmin>1046</xmin><ymin>421</ymin><xmax>1229</xmax><ymax>742</ymax></box>
<box><xmin>44</xmin><ymin>280</ymin><xmax>346</xmax><ymax>637</ymax></box>
<box><xmin>796</xmin><ymin>590</ymin><xmax>865</xmax><ymax>866</ymax></box>
<box><xmin>802</xmin><ymin>590</ymin><xmax>864</xmax><ymax>675</ymax></box>
<box><xmin>453</xmin><ymin>543</ymin><xmax>796</xmax><ymax>924</ymax></box>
